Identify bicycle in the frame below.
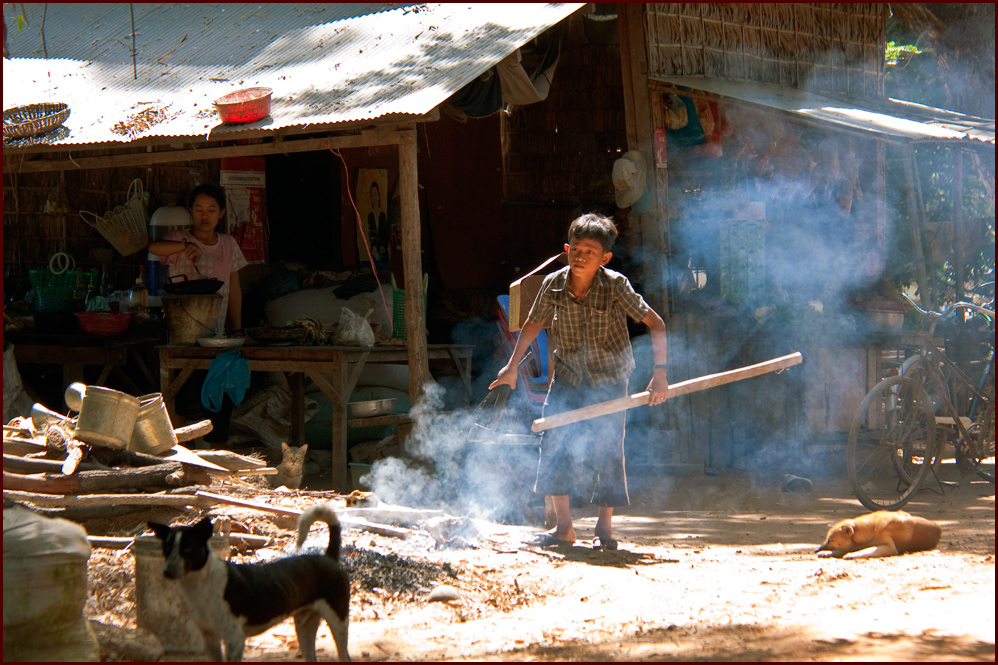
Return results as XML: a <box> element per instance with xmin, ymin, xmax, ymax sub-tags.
<box><xmin>846</xmin><ymin>294</ymin><xmax>995</xmax><ymax>511</ymax></box>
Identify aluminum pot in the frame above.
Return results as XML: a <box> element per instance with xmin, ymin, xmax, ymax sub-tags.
<box><xmin>130</xmin><ymin>393</ymin><xmax>177</xmax><ymax>455</ymax></box>
<box><xmin>346</xmin><ymin>398</ymin><xmax>396</xmax><ymax>418</ymax></box>
<box><xmin>73</xmin><ymin>386</ymin><xmax>140</xmax><ymax>449</ymax></box>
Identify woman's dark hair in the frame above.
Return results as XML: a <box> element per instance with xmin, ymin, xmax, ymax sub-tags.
<box><xmin>188</xmin><ymin>184</ymin><xmax>227</xmax><ymax>211</ymax></box>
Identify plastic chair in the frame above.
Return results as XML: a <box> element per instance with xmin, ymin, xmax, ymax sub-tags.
<box><xmin>496</xmin><ymin>295</ymin><xmax>550</xmax><ymax>403</ymax></box>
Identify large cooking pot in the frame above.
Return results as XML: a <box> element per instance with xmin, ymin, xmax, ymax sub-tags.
<box><xmin>162</xmin><ymin>274</ymin><xmax>223</xmax><ymax>295</ymax></box>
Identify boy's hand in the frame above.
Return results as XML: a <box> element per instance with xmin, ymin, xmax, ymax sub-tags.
<box><xmin>647</xmin><ymin>368</ymin><xmax>669</xmax><ymax>405</ymax></box>
<box><xmin>489</xmin><ymin>364</ymin><xmax>518</xmax><ymax>391</ymax></box>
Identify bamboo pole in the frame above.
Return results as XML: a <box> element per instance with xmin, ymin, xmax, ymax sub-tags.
<box><xmin>532</xmin><ymin>352</ymin><xmax>802</xmax><ymax>432</ymax></box>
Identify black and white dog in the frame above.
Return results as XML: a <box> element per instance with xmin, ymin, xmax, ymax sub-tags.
<box><xmin>149</xmin><ymin>504</ymin><xmax>350</xmax><ymax>661</ymax></box>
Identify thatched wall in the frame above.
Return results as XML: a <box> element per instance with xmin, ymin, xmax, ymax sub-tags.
<box><xmin>3</xmin><ymin>156</ymin><xmax>218</xmax><ymax>295</ymax></box>
<box><xmin>646</xmin><ymin>3</ymin><xmax>887</xmax><ymax>97</ymax></box>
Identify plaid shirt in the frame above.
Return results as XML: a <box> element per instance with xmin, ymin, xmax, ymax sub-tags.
<box><xmin>527</xmin><ymin>265</ymin><xmax>650</xmax><ymax>388</ymax></box>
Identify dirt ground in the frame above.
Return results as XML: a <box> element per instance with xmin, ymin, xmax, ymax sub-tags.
<box><xmin>93</xmin><ymin>459</ymin><xmax>993</xmax><ymax>663</ymax></box>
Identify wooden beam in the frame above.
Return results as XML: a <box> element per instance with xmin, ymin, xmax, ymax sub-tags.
<box><xmin>3</xmin><ymin>130</ymin><xmax>411</xmax><ymax>174</ymax></box>
<box><xmin>398</xmin><ymin>125</ymin><xmax>431</xmax><ymax>403</ymax></box>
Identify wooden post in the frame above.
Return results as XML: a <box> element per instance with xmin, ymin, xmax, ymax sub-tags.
<box><xmin>902</xmin><ymin>145</ymin><xmax>933</xmax><ymax>309</ymax></box>
<box><xmin>616</xmin><ymin>3</ymin><xmax>668</xmax><ymax>317</ymax></box>
<box><xmin>953</xmin><ymin>149</ymin><xmax>965</xmax><ymax>303</ymax></box>
<box><xmin>398</xmin><ymin>125</ymin><xmax>431</xmax><ymax>404</ymax></box>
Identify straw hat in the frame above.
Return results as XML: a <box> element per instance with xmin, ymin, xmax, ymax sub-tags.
<box><xmin>612</xmin><ymin>150</ymin><xmax>647</xmax><ymax>209</ymax></box>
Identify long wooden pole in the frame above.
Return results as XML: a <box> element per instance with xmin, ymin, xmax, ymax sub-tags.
<box><xmin>398</xmin><ymin>125</ymin><xmax>431</xmax><ymax>403</ymax></box>
<box><xmin>532</xmin><ymin>352</ymin><xmax>802</xmax><ymax>432</ymax></box>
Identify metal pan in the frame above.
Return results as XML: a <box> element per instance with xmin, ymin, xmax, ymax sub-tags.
<box><xmin>162</xmin><ymin>274</ymin><xmax>224</xmax><ymax>295</ymax></box>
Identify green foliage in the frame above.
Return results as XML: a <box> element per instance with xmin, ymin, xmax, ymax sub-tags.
<box><xmin>885</xmin><ymin>40</ymin><xmax>926</xmax><ymax>66</ymax></box>
<box><xmin>880</xmin><ymin>17</ymin><xmax>995</xmax><ymax>304</ymax></box>
<box><xmin>884</xmin><ymin>142</ymin><xmax>995</xmax><ymax>303</ymax></box>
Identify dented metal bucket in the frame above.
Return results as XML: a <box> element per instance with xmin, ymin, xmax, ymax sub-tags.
<box><xmin>130</xmin><ymin>393</ymin><xmax>177</xmax><ymax>455</ymax></box>
<box><xmin>73</xmin><ymin>386</ymin><xmax>139</xmax><ymax>449</ymax></box>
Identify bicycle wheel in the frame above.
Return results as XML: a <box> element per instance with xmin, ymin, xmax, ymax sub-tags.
<box><xmin>898</xmin><ymin>354</ymin><xmax>947</xmax><ymax>470</ymax></box>
<box><xmin>848</xmin><ymin>375</ymin><xmax>938</xmax><ymax>510</ymax></box>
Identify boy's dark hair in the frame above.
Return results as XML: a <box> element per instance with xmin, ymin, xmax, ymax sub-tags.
<box><xmin>568</xmin><ymin>213</ymin><xmax>618</xmax><ymax>253</ymax></box>
<box><xmin>188</xmin><ymin>184</ymin><xmax>227</xmax><ymax>211</ymax></box>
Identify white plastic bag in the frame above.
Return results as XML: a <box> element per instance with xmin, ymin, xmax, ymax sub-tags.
<box><xmin>335</xmin><ymin>307</ymin><xmax>375</xmax><ymax>347</ymax></box>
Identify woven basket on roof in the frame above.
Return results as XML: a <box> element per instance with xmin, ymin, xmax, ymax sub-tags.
<box><xmin>3</xmin><ymin>103</ymin><xmax>71</xmax><ymax>139</ymax></box>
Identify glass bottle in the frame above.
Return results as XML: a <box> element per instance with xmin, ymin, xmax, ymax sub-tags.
<box><xmin>99</xmin><ymin>264</ymin><xmax>112</xmax><ymax>298</ymax></box>
<box><xmin>85</xmin><ymin>274</ymin><xmax>98</xmax><ymax>305</ymax></box>
<box><xmin>129</xmin><ymin>265</ymin><xmax>149</xmax><ymax>310</ymax></box>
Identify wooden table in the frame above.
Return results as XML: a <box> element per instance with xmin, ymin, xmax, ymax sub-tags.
<box><xmin>7</xmin><ymin>327</ymin><xmax>163</xmax><ymax>397</ymax></box>
<box><xmin>159</xmin><ymin>343</ymin><xmax>474</xmax><ymax>491</ymax></box>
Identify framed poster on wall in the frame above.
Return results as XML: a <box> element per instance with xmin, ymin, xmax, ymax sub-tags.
<box><xmin>356</xmin><ymin>168</ymin><xmax>389</xmax><ymax>267</ymax></box>
<box><xmin>220</xmin><ymin>157</ymin><xmax>267</xmax><ymax>264</ymax></box>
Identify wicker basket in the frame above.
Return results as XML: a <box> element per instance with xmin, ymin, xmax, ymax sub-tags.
<box><xmin>79</xmin><ymin>179</ymin><xmax>149</xmax><ymax>256</ymax></box>
<box><xmin>75</xmin><ymin>312</ymin><xmax>132</xmax><ymax>336</ymax></box>
<box><xmin>3</xmin><ymin>103</ymin><xmax>70</xmax><ymax>139</ymax></box>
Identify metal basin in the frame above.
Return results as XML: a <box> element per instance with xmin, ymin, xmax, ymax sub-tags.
<box><xmin>347</xmin><ymin>398</ymin><xmax>396</xmax><ymax>419</ymax></box>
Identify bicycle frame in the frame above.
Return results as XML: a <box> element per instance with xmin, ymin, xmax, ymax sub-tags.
<box><xmin>903</xmin><ymin>296</ymin><xmax>995</xmax><ymax>463</ymax></box>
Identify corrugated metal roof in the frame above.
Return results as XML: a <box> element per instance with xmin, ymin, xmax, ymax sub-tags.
<box><xmin>653</xmin><ymin>76</ymin><xmax>995</xmax><ymax>147</ymax></box>
<box><xmin>2</xmin><ymin>3</ymin><xmax>585</xmax><ymax>147</ymax></box>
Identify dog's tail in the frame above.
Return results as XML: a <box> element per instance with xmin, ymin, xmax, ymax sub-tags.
<box><xmin>296</xmin><ymin>503</ymin><xmax>342</xmax><ymax>561</ymax></box>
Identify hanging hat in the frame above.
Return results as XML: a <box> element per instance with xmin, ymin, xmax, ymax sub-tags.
<box><xmin>612</xmin><ymin>150</ymin><xmax>647</xmax><ymax>209</ymax></box>
<box><xmin>631</xmin><ymin>188</ymin><xmax>651</xmax><ymax>215</ymax></box>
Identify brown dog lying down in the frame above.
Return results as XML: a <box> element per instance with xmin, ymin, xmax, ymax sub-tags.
<box><xmin>816</xmin><ymin>510</ymin><xmax>942</xmax><ymax>559</ymax></box>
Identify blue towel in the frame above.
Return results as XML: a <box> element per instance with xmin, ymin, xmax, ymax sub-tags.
<box><xmin>201</xmin><ymin>350</ymin><xmax>250</xmax><ymax>412</ymax></box>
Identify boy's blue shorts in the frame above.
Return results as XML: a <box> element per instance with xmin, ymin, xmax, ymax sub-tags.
<box><xmin>534</xmin><ymin>377</ymin><xmax>629</xmax><ymax>507</ymax></box>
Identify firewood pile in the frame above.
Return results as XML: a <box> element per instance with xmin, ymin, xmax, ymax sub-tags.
<box><xmin>2</xmin><ymin>414</ymin><xmax>280</xmax><ymax>529</ymax></box>
<box><xmin>4</xmin><ymin>399</ymin><xmax>546</xmax><ymax>661</ymax></box>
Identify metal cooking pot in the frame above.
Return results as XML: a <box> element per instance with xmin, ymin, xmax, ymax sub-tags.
<box><xmin>163</xmin><ymin>274</ymin><xmax>224</xmax><ymax>295</ymax></box>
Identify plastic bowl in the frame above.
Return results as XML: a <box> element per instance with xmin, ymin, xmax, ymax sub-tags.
<box><xmin>214</xmin><ymin>87</ymin><xmax>273</xmax><ymax>124</ymax></box>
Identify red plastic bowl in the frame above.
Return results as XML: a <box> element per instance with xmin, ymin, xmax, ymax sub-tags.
<box><xmin>214</xmin><ymin>87</ymin><xmax>273</xmax><ymax>124</ymax></box>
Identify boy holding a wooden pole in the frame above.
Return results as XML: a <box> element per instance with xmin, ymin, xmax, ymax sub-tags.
<box><xmin>490</xmin><ymin>213</ymin><xmax>670</xmax><ymax>550</ymax></box>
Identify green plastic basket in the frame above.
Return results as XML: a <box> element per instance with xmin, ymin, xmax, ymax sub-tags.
<box><xmin>30</xmin><ymin>270</ymin><xmax>97</xmax><ymax>312</ymax></box>
<box><xmin>391</xmin><ymin>274</ymin><xmax>427</xmax><ymax>340</ymax></box>
<box><xmin>30</xmin><ymin>270</ymin><xmax>76</xmax><ymax>312</ymax></box>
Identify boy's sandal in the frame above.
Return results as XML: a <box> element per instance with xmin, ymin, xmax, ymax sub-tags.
<box><xmin>592</xmin><ymin>535</ymin><xmax>618</xmax><ymax>551</ymax></box>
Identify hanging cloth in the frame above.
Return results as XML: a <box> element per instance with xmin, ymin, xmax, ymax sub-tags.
<box><xmin>445</xmin><ymin>28</ymin><xmax>562</xmax><ymax>118</ymax></box>
<box><xmin>201</xmin><ymin>350</ymin><xmax>250</xmax><ymax>412</ymax></box>
<box><xmin>497</xmin><ymin>29</ymin><xmax>562</xmax><ymax>105</ymax></box>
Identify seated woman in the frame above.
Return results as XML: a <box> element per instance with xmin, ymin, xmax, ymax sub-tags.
<box><xmin>149</xmin><ymin>184</ymin><xmax>248</xmax><ymax>444</ymax></box>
